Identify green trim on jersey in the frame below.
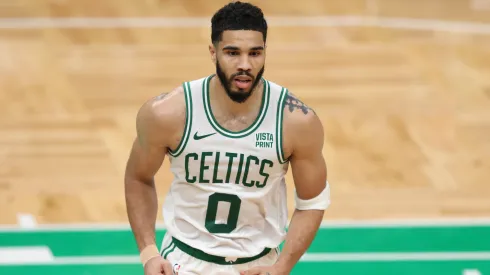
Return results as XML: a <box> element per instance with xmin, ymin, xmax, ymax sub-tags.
<box><xmin>160</xmin><ymin>241</ymin><xmax>173</xmax><ymax>256</ymax></box>
<box><xmin>276</xmin><ymin>88</ymin><xmax>289</xmax><ymax>164</ymax></box>
<box><xmin>202</xmin><ymin>75</ymin><xmax>270</xmax><ymax>139</ymax></box>
<box><xmin>162</xmin><ymin>243</ymin><xmax>176</xmax><ymax>259</ymax></box>
<box><xmin>171</xmin><ymin>236</ymin><xmax>272</xmax><ymax>265</ymax></box>
<box><xmin>168</xmin><ymin>81</ymin><xmax>193</xmax><ymax>157</ymax></box>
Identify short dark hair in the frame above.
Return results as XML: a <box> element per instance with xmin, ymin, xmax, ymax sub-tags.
<box><xmin>211</xmin><ymin>1</ymin><xmax>268</xmax><ymax>45</ymax></box>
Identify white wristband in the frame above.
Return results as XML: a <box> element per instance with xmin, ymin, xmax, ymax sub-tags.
<box><xmin>294</xmin><ymin>181</ymin><xmax>331</xmax><ymax>210</ymax></box>
<box><xmin>140</xmin><ymin>244</ymin><xmax>160</xmax><ymax>266</ymax></box>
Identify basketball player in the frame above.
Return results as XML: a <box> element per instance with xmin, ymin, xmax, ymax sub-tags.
<box><xmin>124</xmin><ymin>1</ymin><xmax>330</xmax><ymax>274</ymax></box>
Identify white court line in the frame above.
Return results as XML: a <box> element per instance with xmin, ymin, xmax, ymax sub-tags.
<box><xmin>0</xmin><ymin>217</ymin><xmax>490</xmax><ymax>231</ymax></box>
<box><xmin>16</xmin><ymin>213</ymin><xmax>37</xmax><ymax>229</ymax></box>
<box><xmin>1</xmin><ymin>252</ymin><xmax>490</xmax><ymax>266</ymax></box>
<box><xmin>319</xmin><ymin>217</ymin><xmax>490</xmax><ymax>227</ymax></box>
<box><xmin>0</xmin><ymin>246</ymin><xmax>54</xmax><ymax>264</ymax></box>
<box><xmin>0</xmin><ymin>16</ymin><xmax>490</xmax><ymax>35</ymax></box>
<box><xmin>300</xmin><ymin>252</ymin><xmax>490</xmax><ymax>262</ymax></box>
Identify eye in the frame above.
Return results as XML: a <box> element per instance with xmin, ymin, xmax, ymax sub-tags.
<box><xmin>227</xmin><ymin>51</ymin><xmax>239</xmax><ymax>56</ymax></box>
<box><xmin>249</xmin><ymin>51</ymin><xmax>261</xmax><ymax>56</ymax></box>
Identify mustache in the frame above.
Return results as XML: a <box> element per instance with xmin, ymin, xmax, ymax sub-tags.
<box><xmin>230</xmin><ymin>71</ymin><xmax>254</xmax><ymax>79</ymax></box>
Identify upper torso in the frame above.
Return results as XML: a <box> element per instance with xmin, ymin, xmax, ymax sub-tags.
<box><xmin>161</xmin><ymin>74</ymin><xmax>291</xmax><ymax>257</ymax></box>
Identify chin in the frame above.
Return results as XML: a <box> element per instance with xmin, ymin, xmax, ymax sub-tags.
<box><xmin>226</xmin><ymin>89</ymin><xmax>252</xmax><ymax>103</ymax></box>
<box><xmin>234</xmin><ymin>89</ymin><xmax>252</xmax><ymax>94</ymax></box>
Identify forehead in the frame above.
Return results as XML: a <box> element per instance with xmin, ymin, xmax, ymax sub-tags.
<box><xmin>219</xmin><ymin>30</ymin><xmax>264</xmax><ymax>48</ymax></box>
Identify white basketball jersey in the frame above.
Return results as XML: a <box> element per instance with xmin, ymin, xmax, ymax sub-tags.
<box><xmin>162</xmin><ymin>74</ymin><xmax>290</xmax><ymax>258</ymax></box>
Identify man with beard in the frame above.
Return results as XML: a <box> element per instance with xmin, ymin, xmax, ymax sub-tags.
<box><xmin>124</xmin><ymin>1</ymin><xmax>331</xmax><ymax>275</ymax></box>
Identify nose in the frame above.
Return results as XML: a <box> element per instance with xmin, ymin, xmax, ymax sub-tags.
<box><xmin>237</xmin><ymin>54</ymin><xmax>252</xmax><ymax>72</ymax></box>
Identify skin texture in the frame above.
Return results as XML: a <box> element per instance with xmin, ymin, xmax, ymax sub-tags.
<box><xmin>124</xmin><ymin>87</ymin><xmax>185</xmax><ymax>274</ymax></box>
<box><xmin>210</xmin><ymin>30</ymin><xmax>265</xmax><ymax>94</ymax></box>
<box><xmin>208</xmin><ymin>30</ymin><xmax>267</xmax><ymax>123</ymax></box>
<box><xmin>124</xmin><ymin>29</ymin><xmax>327</xmax><ymax>275</ymax></box>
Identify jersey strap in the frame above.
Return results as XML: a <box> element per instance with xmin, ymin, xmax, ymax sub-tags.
<box><xmin>168</xmin><ymin>81</ymin><xmax>193</xmax><ymax>157</ymax></box>
<box><xmin>275</xmin><ymin>87</ymin><xmax>289</xmax><ymax>164</ymax></box>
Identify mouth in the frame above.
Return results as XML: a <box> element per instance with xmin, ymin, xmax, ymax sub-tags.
<box><xmin>234</xmin><ymin>75</ymin><xmax>252</xmax><ymax>82</ymax></box>
<box><xmin>234</xmin><ymin>79</ymin><xmax>251</xmax><ymax>89</ymax></box>
<box><xmin>233</xmin><ymin>76</ymin><xmax>253</xmax><ymax>89</ymax></box>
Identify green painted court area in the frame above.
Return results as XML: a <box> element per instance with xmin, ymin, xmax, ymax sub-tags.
<box><xmin>1</xmin><ymin>221</ymin><xmax>490</xmax><ymax>275</ymax></box>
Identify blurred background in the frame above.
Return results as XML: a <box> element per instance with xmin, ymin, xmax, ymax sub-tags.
<box><xmin>0</xmin><ymin>0</ymin><xmax>489</xmax><ymax>274</ymax></box>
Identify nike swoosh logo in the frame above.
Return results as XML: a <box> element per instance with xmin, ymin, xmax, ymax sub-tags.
<box><xmin>193</xmin><ymin>132</ymin><xmax>216</xmax><ymax>140</ymax></box>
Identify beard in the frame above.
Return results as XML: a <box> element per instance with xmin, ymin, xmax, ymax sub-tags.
<box><xmin>215</xmin><ymin>60</ymin><xmax>265</xmax><ymax>103</ymax></box>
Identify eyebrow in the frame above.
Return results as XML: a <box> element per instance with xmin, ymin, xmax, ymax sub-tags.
<box><xmin>222</xmin><ymin>46</ymin><xmax>264</xmax><ymax>51</ymax></box>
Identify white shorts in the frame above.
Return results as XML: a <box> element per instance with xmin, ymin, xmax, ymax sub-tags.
<box><xmin>159</xmin><ymin>232</ymin><xmax>280</xmax><ymax>275</ymax></box>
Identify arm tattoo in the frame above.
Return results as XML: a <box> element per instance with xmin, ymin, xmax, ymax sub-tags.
<box><xmin>284</xmin><ymin>92</ymin><xmax>316</xmax><ymax>115</ymax></box>
<box><xmin>154</xmin><ymin>92</ymin><xmax>169</xmax><ymax>101</ymax></box>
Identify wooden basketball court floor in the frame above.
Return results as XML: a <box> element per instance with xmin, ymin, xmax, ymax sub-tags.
<box><xmin>1</xmin><ymin>0</ymin><xmax>490</xmax><ymax>226</ymax></box>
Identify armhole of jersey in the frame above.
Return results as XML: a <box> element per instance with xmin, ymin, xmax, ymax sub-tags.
<box><xmin>168</xmin><ymin>81</ymin><xmax>193</xmax><ymax>158</ymax></box>
<box><xmin>275</xmin><ymin>88</ymin><xmax>289</xmax><ymax>164</ymax></box>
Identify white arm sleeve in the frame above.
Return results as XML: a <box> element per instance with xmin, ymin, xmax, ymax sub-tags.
<box><xmin>294</xmin><ymin>181</ymin><xmax>331</xmax><ymax>210</ymax></box>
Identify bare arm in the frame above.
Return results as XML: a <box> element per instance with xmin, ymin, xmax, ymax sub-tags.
<box><xmin>125</xmin><ymin>98</ymin><xmax>167</xmax><ymax>253</ymax></box>
<box><xmin>124</xmin><ymin>89</ymin><xmax>184</xmax><ymax>255</ymax></box>
<box><xmin>274</xmin><ymin>93</ymin><xmax>328</xmax><ymax>274</ymax></box>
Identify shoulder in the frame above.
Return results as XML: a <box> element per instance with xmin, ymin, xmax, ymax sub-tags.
<box><xmin>266</xmin><ymin>79</ymin><xmax>316</xmax><ymax>119</ymax></box>
<box><xmin>282</xmin><ymin>90</ymin><xmax>321</xmax><ymax>129</ymax></box>
<box><xmin>281</xmin><ymin>89</ymin><xmax>324</xmax><ymax>156</ymax></box>
<box><xmin>138</xmin><ymin>85</ymin><xmax>186</xmax><ymax>121</ymax></box>
<box><xmin>283</xmin><ymin>90</ymin><xmax>316</xmax><ymax>116</ymax></box>
<box><xmin>136</xmin><ymin>85</ymin><xmax>187</xmax><ymax>147</ymax></box>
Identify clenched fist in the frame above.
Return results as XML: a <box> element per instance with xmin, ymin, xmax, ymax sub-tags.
<box><xmin>144</xmin><ymin>256</ymin><xmax>174</xmax><ymax>275</ymax></box>
<box><xmin>240</xmin><ymin>265</ymin><xmax>289</xmax><ymax>275</ymax></box>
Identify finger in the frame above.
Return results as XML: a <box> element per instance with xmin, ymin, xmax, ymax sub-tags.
<box><xmin>240</xmin><ymin>268</ymin><xmax>261</xmax><ymax>275</ymax></box>
<box><xmin>161</xmin><ymin>259</ymin><xmax>173</xmax><ymax>275</ymax></box>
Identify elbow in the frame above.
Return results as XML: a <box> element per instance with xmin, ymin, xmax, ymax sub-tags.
<box><xmin>125</xmin><ymin>176</ymin><xmax>155</xmax><ymax>188</ymax></box>
<box><xmin>124</xmin><ymin>170</ymin><xmax>155</xmax><ymax>189</ymax></box>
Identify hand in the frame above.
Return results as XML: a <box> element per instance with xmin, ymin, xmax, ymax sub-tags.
<box><xmin>240</xmin><ymin>265</ymin><xmax>289</xmax><ymax>275</ymax></box>
<box><xmin>144</xmin><ymin>256</ymin><xmax>173</xmax><ymax>275</ymax></box>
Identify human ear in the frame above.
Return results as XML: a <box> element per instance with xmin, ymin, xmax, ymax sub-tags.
<box><xmin>209</xmin><ymin>44</ymin><xmax>217</xmax><ymax>64</ymax></box>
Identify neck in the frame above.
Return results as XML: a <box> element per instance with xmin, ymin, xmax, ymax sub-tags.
<box><xmin>209</xmin><ymin>75</ymin><xmax>263</xmax><ymax>117</ymax></box>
